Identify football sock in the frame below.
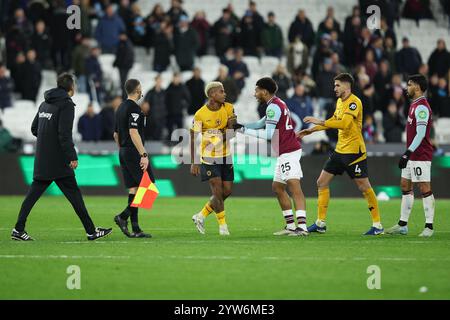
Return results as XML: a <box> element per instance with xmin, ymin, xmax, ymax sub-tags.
<box><xmin>317</xmin><ymin>187</ymin><xmax>330</xmax><ymax>222</ymax></box>
<box><xmin>201</xmin><ymin>202</ymin><xmax>214</xmax><ymax>218</ymax></box>
<box><xmin>422</xmin><ymin>191</ymin><xmax>435</xmax><ymax>226</ymax></box>
<box><xmin>119</xmin><ymin>193</ymin><xmax>135</xmax><ymax>220</ymax></box>
<box><xmin>215</xmin><ymin>211</ymin><xmax>226</xmax><ymax>225</ymax></box>
<box><xmin>399</xmin><ymin>190</ymin><xmax>414</xmax><ymax>225</ymax></box>
<box><xmin>296</xmin><ymin>210</ymin><xmax>307</xmax><ymax>231</ymax></box>
<box><xmin>362</xmin><ymin>188</ymin><xmax>381</xmax><ymax>227</ymax></box>
<box><xmin>282</xmin><ymin>209</ymin><xmax>296</xmax><ymax>230</ymax></box>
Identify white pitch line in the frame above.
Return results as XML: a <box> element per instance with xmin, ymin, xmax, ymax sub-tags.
<box><xmin>0</xmin><ymin>255</ymin><xmax>130</xmax><ymax>259</ymax></box>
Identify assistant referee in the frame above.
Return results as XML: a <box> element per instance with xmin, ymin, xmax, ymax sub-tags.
<box><xmin>114</xmin><ymin>79</ymin><xmax>154</xmax><ymax>238</ymax></box>
<box><xmin>11</xmin><ymin>73</ymin><xmax>112</xmax><ymax>241</ymax></box>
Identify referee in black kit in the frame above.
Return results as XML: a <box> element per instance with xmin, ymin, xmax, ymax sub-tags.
<box><xmin>11</xmin><ymin>73</ymin><xmax>112</xmax><ymax>241</ymax></box>
<box><xmin>113</xmin><ymin>79</ymin><xmax>153</xmax><ymax>238</ymax></box>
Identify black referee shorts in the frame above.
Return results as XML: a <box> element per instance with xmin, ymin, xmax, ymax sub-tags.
<box><xmin>119</xmin><ymin>147</ymin><xmax>155</xmax><ymax>188</ymax></box>
<box><xmin>323</xmin><ymin>151</ymin><xmax>368</xmax><ymax>179</ymax></box>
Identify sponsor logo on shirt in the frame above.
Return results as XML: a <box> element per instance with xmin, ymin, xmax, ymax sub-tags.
<box><xmin>418</xmin><ymin>110</ymin><xmax>427</xmax><ymax>120</ymax></box>
<box><xmin>267</xmin><ymin>109</ymin><xmax>275</xmax><ymax>119</ymax></box>
<box><xmin>131</xmin><ymin>113</ymin><xmax>140</xmax><ymax>122</ymax></box>
<box><xmin>349</xmin><ymin>103</ymin><xmax>357</xmax><ymax>111</ymax></box>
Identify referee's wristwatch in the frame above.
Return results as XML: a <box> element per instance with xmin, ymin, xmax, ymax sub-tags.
<box><xmin>141</xmin><ymin>153</ymin><xmax>148</xmax><ymax>158</ymax></box>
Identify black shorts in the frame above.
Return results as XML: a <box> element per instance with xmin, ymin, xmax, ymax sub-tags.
<box><xmin>200</xmin><ymin>156</ymin><xmax>234</xmax><ymax>182</ymax></box>
<box><xmin>119</xmin><ymin>147</ymin><xmax>155</xmax><ymax>188</ymax></box>
<box><xmin>323</xmin><ymin>151</ymin><xmax>368</xmax><ymax>179</ymax></box>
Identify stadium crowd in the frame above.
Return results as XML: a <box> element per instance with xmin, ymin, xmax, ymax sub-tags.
<box><xmin>0</xmin><ymin>0</ymin><xmax>450</xmax><ymax>145</ymax></box>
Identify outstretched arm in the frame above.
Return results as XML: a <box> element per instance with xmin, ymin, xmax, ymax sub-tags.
<box><xmin>241</xmin><ymin>104</ymin><xmax>281</xmax><ymax>140</ymax></box>
<box><xmin>243</xmin><ymin>116</ymin><xmax>267</xmax><ymax>130</ymax></box>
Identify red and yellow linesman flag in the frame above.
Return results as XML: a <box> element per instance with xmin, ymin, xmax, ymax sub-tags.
<box><xmin>131</xmin><ymin>171</ymin><xmax>159</xmax><ymax>209</ymax></box>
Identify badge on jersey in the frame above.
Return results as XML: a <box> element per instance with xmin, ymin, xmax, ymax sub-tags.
<box><xmin>131</xmin><ymin>113</ymin><xmax>140</xmax><ymax>122</ymax></box>
<box><xmin>349</xmin><ymin>103</ymin><xmax>357</xmax><ymax>111</ymax></box>
<box><xmin>267</xmin><ymin>109</ymin><xmax>275</xmax><ymax>119</ymax></box>
<box><xmin>418</xmin><ymin>110</ymin><xmax>427</xmax><ymax>119</ymax></box>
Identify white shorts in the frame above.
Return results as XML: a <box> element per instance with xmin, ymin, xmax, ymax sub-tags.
<box><xmin>401</xmin><ymin>161</ymin><xmax>431</xmax><ymax>182</ymax></box>
<box><xmin>273</xmin><ymin>149</ymin><xmax>303</xmax><ymax>184</ymax></box>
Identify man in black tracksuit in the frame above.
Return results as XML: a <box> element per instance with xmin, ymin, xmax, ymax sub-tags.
<box><xmin>11</xmin><ymin>73</ymin><xmax>112</xmax><ymax>241</ymax></box>
<box><xmin>114</xmin><ymin>79</ymin><xmax>154</xmax><ymax>238</ymax></box>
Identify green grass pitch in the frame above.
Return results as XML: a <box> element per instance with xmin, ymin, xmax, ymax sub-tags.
<box><xmin>0</xmin><ymin>196</ymin><xmax>449</xmax><ymax>300</ymax></box>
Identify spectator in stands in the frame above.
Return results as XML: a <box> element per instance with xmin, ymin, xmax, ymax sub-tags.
<box><xmin>153</xmin><ymin>21</ymin><xmax>174</xmax><ymax>72</ymax></box>
<box><xmin>78</xmin><ymin>102</ymin><xmax>102</xmax><ymax>142</ymax></box>
<box><xmin>435</xmin><ymin>77</ymin><xmax>450</xmax><ymax>117</ymax></box>
<box><xmin>344</xmin><ymin>5</ymin><xmax>360</xmax><ymax>36</ymax></box>
<box><xmin>373</xmin><ymin>59</ymin><xmax>392</xmax><ymax>112</ymax></box>
<box><xmin>174</xmin><ymin>15</ymin><xmax>199</xmax><ymax>71</ymax></box>
<box><xmin>287</xmin><ymin>36</ymin><xmax>309</xmax><ymax>75</ymax></box>
<box><xmin>165</xmin><ymin>72</ymin><xmax>190</xmax><ymax>139</ymax></box>
<box><xmin>118</xmin><ymin>0</ymin><xmax>133</xmax><ymax>36</ymax></box>
<box><xmin>8</xmin><ymin>8</ymin><xmax>33</xmax><ymax>37</ymax></box>
<box><xmin>428</xmin><ymin>73</ymin><xmax>440</xmax><ymax>115</ymax></box>
<box><xmin>364</xmin><ymin>49</ymin><xmax>378</xmax><ymax>82</ymax></box>
<box><xmin>371</xmin><ymin>36</ymin><xmax>385</xmax><ymax>64</ymax></box>
<box><xmin>358</xmin><ymin>27</ymin><xmax>372</xmax><ymax>64</ymax></box>
<box><xmin>114</xmin><ymin>32</ymin><xmax>135</xmax><ymax>97</ymax></box>
<box><xmin>363</xmin><ymin>114</ymin><xmax>377</xmax><ymax>143</ymax></box>
<box><xmin>330</xmin><ymin>52</ymin><xmax>347</xmax><ymax>74</ymax></box>
<box><xmin>312</xmin><ymin>33</ymin><xmax>333</xmax><ymax>80</ymax></box>
<box><xmin>31</xmin><ymin>20</ymin><xmax>52</xmax><ymax>70</ymax></box>
<box><xmin>329</xmin><ymin>30</ymin><xmax>344</xmax><ymax>60</ymax></box>
<box><xmin>129</xmin><ymin>2</ymin><xmax>146</xmax><ymax>46</ymax></box>
<box><xmin>72</xmin><ymin>36</ymin><xmax>91</xmax><ymax>93</ymax></box>
<box><xmin>354</xmin><ymin>70</ymin><xmax>374</xmax><ymax>115</ymax></box>
<box><xmin>239</xmin><ymin>11</ymin><xmax>260</xmax><ymax>57</ymax></box>
<box><xmin>318</xmin><ymin>6</ymin><xmax>341</xmax><ymax>35</ymax></box>
<box><xmin>0</xmin><ymin>63</ymin><xmax>13</xmax><ymax>111</ymax></box>
<box><xmin>247</xmin><ymin>1</ymin><xmax>265</xmax><ymax>32</ymax></box>
<box><xmin>428</xmin><ymin>39</ymin><xmax>450</xmax><ymax>78</ymax></box>
<box><xmin>272</xmin><ymin>64</ymin><xmax>292</xmax><ymax>101</ymax></box>
<box><xmin>146</xmin><ymin>3</ymin><xmax>166</xmax><ymax>34</ymax></box>
<box><xmin>11</xmin><ymin>52</ymin><xmax>26</xmax><ymax>95</ymax></box>
<box><xmin>288</xmin><ymin>9</ymin><xmax>315</xmax><ymax>49</ymax></box>
<box><xmin>317</xmin><ymin>17</ymin><xmax>339</xmax><ymax>47</ymax></box>
<box><xmin>94</xmin><ymin>4</ymin><xmax>126</xmax><ymax>54</ymax></box>
<box><xmin>85</xmin><ymin>46</ymin><xmax>103</xmax><ymax>104</ymax></box>
<box><xmin>215</xmin><ymin>64</ymin><xmax>239</xmax><ymax>103</ymax></box>
<box><xmin>418</xmin><ymin>63</ymin><xmax>429</xmax><ymax>76</ymax></box>
<box><xmin>212</xmin><ymin>9</ymin><xmax>237</xmax><ymax>57</ymax></box>
<box><xmin>402</xmin><ymin>0</ymin><xmax>434</xmax><ymax>23</ymax></box>
<box><xmin>374</xmin><ymin>17</ymin><xmax>397</xmax><ymax>48</ymax></box>
<box><xmin>100</xmin><ymin>95</ymin><xmax>122</xmax><ymax>141</ymax></box>
<box><xmin>5</xmin><ymin>25</ymin><xmax>28</xmax><ymax>71</ymax></box>
<box><xmin>226</xmin><ymin>48</ymin><xmax>249</xmax><ymax>92</ymax></box>
<box><xmin>384</xmin><ymin>36</ymin><xmax>397</xmax><ymax>72</ymax></box>
<box><xmin>0</xmin><ymin>118</ymin><xmax>19</xmax><ymax>153</ymax></box>
<box><xmin>343</xmin><ymin>14</ymin><xmax>362</xmax><ymax>66</ymax></box>
<box><xmin>261</xmin><ymin>12</ymin><xmax>283</xmax><ymax>58</ymax></box>
<box><xmin>395</xmin><ymin>37</ymin><xmax>422</xmax><ymax>76</ymax></box>
<box><xmin>21</xmin><ymin>49</ymin><xmax>41</xmax><ymax>101</ymax></box>
<box><xmin>186</xmin><ymin>67</ymin><xmax>206</xmax><ymax>114</ymax></box>
<box><xmin>143</xmin><ymin>75</ymin><xmax>167</xmax><ymax>140</ymax></box>
<box><xmin>76</xmin><ymin>0</ymin><xmax>93</xmax><ymax>37</ymax></box>
<box><xmin>191</xmin><ymin>11</ymin><xmax>210</xmax><ymax>56</ymax></box>
<box><xmin>167</xmin><ymin>0</ymin><xmax>188</xmax><ymax>26</ymax></box>
<box><xmin>383</xmin><ymin>100</ymin><xmax>405</xmax><ymax>142</ymax></box>
<box><xmin>286</xmin><ymin>84</ymin><xmax>313</xmax><ymax>129</ymax></box>
<box><xmin>49</xmin><ymin>0</ymin><xmax>75</xmax><ymax>72</ymax></box>
<box><xmin>315</xmin><ymin>58</ymin><xmax>336</xmax><ymax>115</ymax></box>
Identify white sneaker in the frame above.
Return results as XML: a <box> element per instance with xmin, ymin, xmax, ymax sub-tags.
<box><xmin>419</xmin><ymin>227</ymin><xmax>434</xmax><ymax>237</ymax></box>
<box><xmin>219</xmin><ymin>224</ymin><xmax>230</xmax><ymax>236</ymax></box>
<box><xmin>385</xmin><ymin>224</ymin><xmax>408</xmax><ymax>235</ymax></box>
<box><xmin>288</xmin><ymin>227</ymin><xmax>309</xmax><ymax>237</ymax></box>
<box><xmin>273</xmin><ymin>227</ymin><xmax>297</xmax><ymax>236</ymax></box>
<box><xmin>192</xmin><ymin>213</ymin><xmax>205</xmax><ymax>234</ymax></box>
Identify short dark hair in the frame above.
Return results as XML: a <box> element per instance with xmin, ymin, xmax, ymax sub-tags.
<box><xmin>125</xmin><ymin>79</ymin><xmax>141</xmax><ymax>95</ymax></box>
<box><xmin>408</xmin><ymin>74</ymin><xmax>428</xmax><ymax>92</ymax></box>
<box><xmin>57</xmin><ymin>73</ymin><xmax>75</xmax><ymax>92</ymax></box>
<box><xmin>334</xmin><ymin>73</ymin><xmax>354</xmax><ymax>88</ymax></box>
<box><xmin>256</xmin><ymin>77</ymin><xmax>278</xmax><ymax>94</ymax></box>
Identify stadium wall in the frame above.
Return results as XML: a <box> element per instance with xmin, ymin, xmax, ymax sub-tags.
<box><xmin>1</xmin><ymin>154</ymin><xmax>450</xmax><ymax>198</ymax></box>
